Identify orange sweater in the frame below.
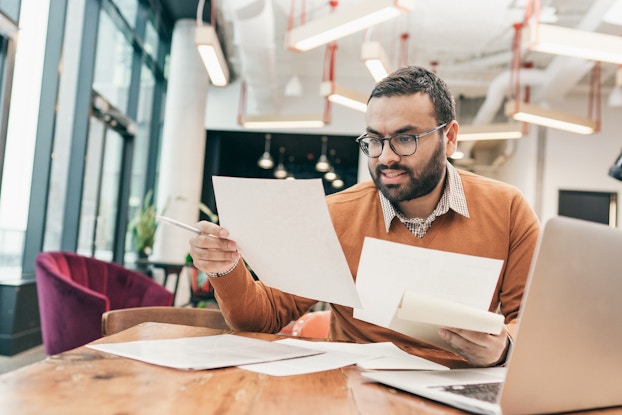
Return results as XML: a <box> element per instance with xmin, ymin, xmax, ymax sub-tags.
<box><xmin>210</xmin><ymin>169</ymin><xmax>540</xmax><ymax>368</ymax></box>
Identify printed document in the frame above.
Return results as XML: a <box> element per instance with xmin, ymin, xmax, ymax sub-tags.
<box><xmin>87</xmin><ymin>334</ymin><xmax>322</xmax><ymax>370</ymax></box>
<box><xmin>212</xmin><ymin>176</ymin><xmax>362</xmax><ymax>308</ymax></box>
<box><xmin>239</xmin><ymin>339</ymin><xmax>448</xmax><ymax>376</ymax></box>
<box><xmin>354</xmin><ymin>237</ymin><xmax>504</xmax><ymax>351</ymax></box>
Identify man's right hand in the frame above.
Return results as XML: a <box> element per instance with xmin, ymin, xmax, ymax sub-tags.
<box><xmin>188</xmin><ymin>220</ymin><xmax>239</xmax><ymax>275</ymax></box>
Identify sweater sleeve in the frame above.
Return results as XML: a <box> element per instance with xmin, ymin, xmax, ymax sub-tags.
<box><xmin>208</xmin><ymin>261</ymin><xmax>319</xmax><ymax>333</ymax></box>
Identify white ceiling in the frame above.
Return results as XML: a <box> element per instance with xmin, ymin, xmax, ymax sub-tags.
<box><xmin>215</xmin><ymin>0</ymin><xmax>622</xmax><ymax>124</ymax></box>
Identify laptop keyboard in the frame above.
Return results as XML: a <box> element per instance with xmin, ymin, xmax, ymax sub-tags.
<box><xmin>431</xmin><ymin>382</ymin><xmax>503</xmax><ymax>403</ymax></box>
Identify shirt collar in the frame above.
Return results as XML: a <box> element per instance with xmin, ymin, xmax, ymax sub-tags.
<box><xmin>380</xmin><ymin>161</ymin><xmax>470</xmax><ymax>233</ymax></box>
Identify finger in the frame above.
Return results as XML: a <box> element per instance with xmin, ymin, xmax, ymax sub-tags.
<box><xmin>189</xmin><ymin>243</ymin><xmax>239</xmax><ymax>261</ymax></box>
<box><xmin>443</xmin><ymin>326</ymin><xmax>508</xmax><ymax>345</ymax></box>
<box><xmin>196</xmin><ymin>220</ymin><xmax>228</xmax><ymax>237</ymax></box>
<box><xmin>439</xmin><ymin>328</ymin><xmax>481</xmax><ymax>350</ymax></box>
<box><xmin>439</xmin><ymin>327</ymin><xmax>508</xmax><ymax>366</ymax></box>
<box><xmin>191</xmin><ymin>221</ymin><xmax>237</xmax><ymax>251</ymax></box>
<box><xmin>192</xmin><ymin>233</ymin><xmax>237</xmax><ymax>252</ymax></box>
<box><xmin>443</xmin><ymin>327</ymin><xmax>494</xmax><ymax>344</ymax></box>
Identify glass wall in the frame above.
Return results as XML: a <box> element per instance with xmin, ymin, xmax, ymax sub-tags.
<box><xmin>113</xmin><ymin>0</ymin><xmax>137</xmax><ymax>29</ymax></box>
<box><xmin>126</xmin><ymin>63</ymin><xmax>155</xmax><ymax>229</ymax></box>
<box><xmin>0</xmin><ymin>0</ymin><xmax>45</xmax><ymax>278</ymax></box>
<box><xmin>1</xmin><ymin>0</ymin><xmax>171</xmax><ymax>278</ymax></box>
<box><xmin>43</xmin><ymin>0</ymin><xmax>87</xmax><ymax>253</ymax></box>
<box><xmin>92</xmin><ymin>9</ymin><xmax>133</xmax><ymax>113</ymax></box>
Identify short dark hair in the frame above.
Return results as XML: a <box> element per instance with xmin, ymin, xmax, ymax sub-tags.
<box><xmin>369</xmin><ymin>66</ymin><xmax>456</xmax><ymax>125</ymax></box>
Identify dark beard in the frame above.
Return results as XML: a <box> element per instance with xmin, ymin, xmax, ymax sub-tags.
<box><xmin>370</xmin><ymin>141</ymin><xmax>446</xmax><ymax>203</ymax></box>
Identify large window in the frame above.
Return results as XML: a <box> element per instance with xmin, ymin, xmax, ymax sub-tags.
<box><xmin>126</xmin><ymin>63</ymin><xmax>155</xmax><ymax>241</ymax></box>
<box><xmin>12</xmin><ymin>0</ymin><xmax>170</xmax><ymax>277</ymax></box>
<box><xmin>113</xmin><ymin>0</ymin><xmax>137</xmax><ymax>29</ymax></box>
<box><xmin>43</xmin><ymin>0</ymin><xmax>88</xmax><ymax>253</ymax></box>
<box><xmin>92</xmin><ymin>9</ymin><xmax>133</xmax><ymax>114</ymax></box>
<box><xmin>0</xmin><ymin>0</ymin><xmax>46</xmax><ymax>278</ymax></box>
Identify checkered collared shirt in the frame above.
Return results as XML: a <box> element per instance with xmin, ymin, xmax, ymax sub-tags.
<box><xmin>380</xmin><ymin>161</ymin><xmax>470</xmax><ymax>238</ymax></box>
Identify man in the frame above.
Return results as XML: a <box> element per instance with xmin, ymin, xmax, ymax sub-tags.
<box><xmin>188</xmin><ymin>66</ymin><xmax>540</xmax><ymax>368</ymax></box>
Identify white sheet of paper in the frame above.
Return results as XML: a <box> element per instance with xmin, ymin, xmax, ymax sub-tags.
<box><xmin>212</xmin><ymin>176</ymin><xmax>362</xmax><ymax>308</ymax></box>
<box><xmin>238</xmin><ymin>339</ymin><xmax>447</xmax><ymax>376</ymax></box>
<box><xmin>87</xmin><ymin>334</ymin><xmax>322</xmax><ymax>370</ymax></box>
<box><xmin>354</xmin><ymin>237</ymin><xmax>504</xmax><ymax>350</ymax></box>
<box><xmin>398</xmin><ymin>290</ymin><xmax>504</xmax><ymax>335</ymax></box>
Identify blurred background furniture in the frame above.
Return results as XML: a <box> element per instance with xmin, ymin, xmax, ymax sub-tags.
<box><xmin>35</xmin><ymin>251</ymin><xmax>174</xmax><ymax>355</ymax></box>
<box><xmin>186</xmin><ymin>262</ymin><xmax>216</xmax><ymax>307</ymax></box>
<box><xmin>291</xmin><ymin>310</ymin><xmax>331</xmax><ymax>338</ymax></box>
<box><xmin>132</xmin><ymin>260</ymin><xmax>185</xmax><ymax>301</ymax></box>
<box><xmin>101</xmin><ymin>306</ymin><xmax>229</xmax><ymax>336</ymax></box>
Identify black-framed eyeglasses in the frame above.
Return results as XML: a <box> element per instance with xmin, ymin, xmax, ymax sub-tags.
<box><xmin>355</xmin><ymin>123</ymin><xmax>448</xmax><ymax>158</ymax></box>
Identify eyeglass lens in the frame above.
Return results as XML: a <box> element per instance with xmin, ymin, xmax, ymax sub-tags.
<box><xmin>363</xmin><ymin>135</ymin><xmax>417</xmax><ymax>157</ymax></box>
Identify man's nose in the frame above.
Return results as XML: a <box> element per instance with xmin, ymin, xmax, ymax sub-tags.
<box><xmin>377</xmin><ymin>140</ymin><xmax>400</xmax><ymax>165</ymax></box>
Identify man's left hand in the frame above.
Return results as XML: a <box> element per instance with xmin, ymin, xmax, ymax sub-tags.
<box><xmin>438</xmin><ymin>326</ymin><xmax>510</xmax><ymax>367</ymax></box>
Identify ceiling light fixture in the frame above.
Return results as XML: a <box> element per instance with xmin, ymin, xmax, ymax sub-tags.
<box><xmin>274</xmin><ymin>147</ymin><xmax>288</xmax><ymax>179</ymax></box>
<box><xmin>506</xmin><ymin>19</ymin><xmax>601</xmax><ymax>135</ymax></box>
<box><xmin>195</xmin><ymin>0</ymin><xmax>229</xmax><ymax>87</ymax></box>
<box><xmin>361</xmin><ymin>41</ymin><xmax>392</xmax><ymax>82</ymax></box>
<box><xmin>324</xmin><ymin>167</ymin><xmax>337</xmax><ymax>182</ymax></box>
<box><xmin>237</xmin><ymin>81</ymin><xmax>330</xmax><ymax>129</ymax></box>
<box><xmin>522</xmin><ymin>23</ymin><xmax>622</xmax><ymax>65</ymax></box>
<box><xmin>320</xmin><ymin>82</ymin><xmax>368</xmax><ymax>112</ymax></box>
<box><xmin>315</xmin><ymin>136</ymin><xmax>331</xmax><ymax>172</ymax></box>
<box><xmin>257</xmin><ymin>133</ymin><xmax>274</xmax><ymax>169</ymax></box>
<box><xmin>458</xmin><ymin>123</ymin><xmax>525</xmax><ymax>141</ymax></box>
<box><xmin>286</xmin><ymin>0</ymin><xmax>414</xmax><ymax>52</ymax></box>
<box><xmin>240</xmin><ymin>114</ymin><xmax>327</xmax><ymax>129</ymax></box>
<box><xmin>504</xmin><ymin>100</ymin><xmax>599</xmax><ymax>135</ymax></box>
<box><xmin>332</xmin><ymin>176</ymin><xmax>344</xmax><ymax>189</ymax></box>
<box><xmin>320</xmin><ymin>41</ymin><xmax>368</xmax><ymax>112</ymax></box>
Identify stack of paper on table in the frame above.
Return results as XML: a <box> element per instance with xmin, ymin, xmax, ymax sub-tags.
<box><xmin>88</xmin><ymin>334</ymin><xmax>449</xmax><ymax>376</ymax></box>
<box><xmin>239</xmin><ymin>338</ymin><xmax>449</xmax><ymax>376</ymax></box>
<box><xmin>87</xmin><ymin>334</ymin><xmax>322</xmax><ymax>370</ymax></box>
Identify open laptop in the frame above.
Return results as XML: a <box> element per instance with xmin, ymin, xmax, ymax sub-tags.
<box><xmin>363</xmin><ymin>216</ymin><xmax>622</xmax><ymax>415</ymax></box>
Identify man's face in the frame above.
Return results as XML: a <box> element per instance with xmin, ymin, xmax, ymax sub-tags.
<box><xmin>365</xmin><ymin>93</ymin><xmax>451</xmax><ymax>204</ymax></box>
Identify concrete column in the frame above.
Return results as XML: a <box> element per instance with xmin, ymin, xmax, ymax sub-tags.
<box><xmin>152</xmin><ymin>19</ymin><xmax>209</xmax><ymax>265</ymax></box>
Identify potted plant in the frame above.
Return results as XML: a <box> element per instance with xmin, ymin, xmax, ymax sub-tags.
<box><xmin>129</xmin><ymin>190</ymin><xmax>159</xmax><ymax>259</ymax></box>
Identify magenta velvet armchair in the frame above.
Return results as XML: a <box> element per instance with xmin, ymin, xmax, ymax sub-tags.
<box><xmin>35</xmin><ymin>251</ymin><xmax>174</xmax><ymax>355</ymax></box>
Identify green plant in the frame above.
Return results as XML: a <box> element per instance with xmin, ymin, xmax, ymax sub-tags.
<box><xmin>129</xmin><ymin>190</ymin><xmax>160</xmax><ymax>257</ymax></box>
<box><xmin>197</xmin><ymin>201</ymin><xmax>219</xmax><ymax>224</ymax></box>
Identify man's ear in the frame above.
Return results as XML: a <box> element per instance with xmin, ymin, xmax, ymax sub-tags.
<box><xmin>445</xmin><ymin>120</ymin><xmax>459</xmax><ymax>157</ymax></box>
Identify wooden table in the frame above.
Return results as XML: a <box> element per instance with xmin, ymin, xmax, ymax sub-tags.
<box><xmin>0</xmin><ymin>323</ymin><xmax>620</xmax><ymax>415</ymax></box>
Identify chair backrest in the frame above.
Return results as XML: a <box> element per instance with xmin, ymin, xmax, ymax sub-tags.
<box><xmin>102</xmin><ymin>306</ymin><xmax>230</xmax><ymax>336</ymax></box>
<box><xmin>291</xmin><ymin>310</ymin><xmax>331</xmax><ymax>338</ymax></box>
<box><xmin>35</xmin><ymin>251</ymin><xmax>173</xmax><ymax>355</ymax></box>
<box><xmin>37</xmin><ymin>251</ymin><xmax>173</xmax><ymax>310</ymax></box>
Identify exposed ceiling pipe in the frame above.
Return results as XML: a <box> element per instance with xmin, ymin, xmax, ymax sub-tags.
<box><xmin>471</xmin><ymin>68</ymin><xmax>546</xmax><ymax>125</ymax></box>
<box><xmin>476</xmin><ymin>0</ymin><xmax>620</xmax><ymax>121</ymax></box>
<box><xmin>457</xmin><ymin>68</ymin><xmax>544</xmax><ymax>172</ymax></box>
<box><xmin>532</xmin><ymin>0</ymin><xmax>620</xmax><ymax>102</ymax></box>
<box><xmin>228</xmin><ymin>0</ymin><xmax>279</xmax><ymax>112</ymax></box>
<box><xmin>462</xmin><ymin>0</ymin><xmax>619</xmax><ymax>171</ymax></box>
